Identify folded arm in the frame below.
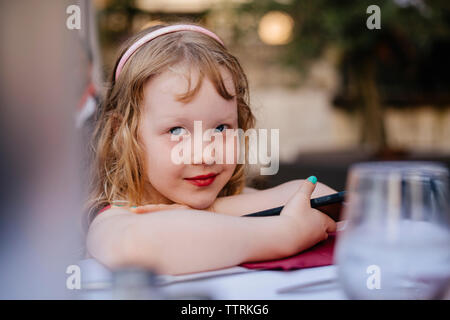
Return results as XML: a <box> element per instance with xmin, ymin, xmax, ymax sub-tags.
<box><xmin>210</xmin><ymin>179</ymin><xmax>337</xmax><ymax>216</ymax></box>
<box><xmin>86</xmin><ymin>207</ymin><xmax>294</xmax><ymax>275</ymax></box>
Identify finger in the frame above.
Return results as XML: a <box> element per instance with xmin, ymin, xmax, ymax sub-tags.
<box><xmin>295</xmin><ymin>176</ymin><xmax>318</xmax><ymax>207</ymax></box>
<box><xmin>311</xmin><ymin>207</ymin><xmax>337</xmax><ymax>233</ymax></box>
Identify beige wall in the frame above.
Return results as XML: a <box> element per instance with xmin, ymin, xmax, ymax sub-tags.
<box><xmin>245</xmin><ymin>57</ymin><xmax>450</xmax><ymax>162</ymax></box>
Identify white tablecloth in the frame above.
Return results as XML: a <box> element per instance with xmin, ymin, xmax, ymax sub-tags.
<box><xmin>78</xmin><ymin>258</ymin><xmax>348</xmax><ymax>299</ymax></box>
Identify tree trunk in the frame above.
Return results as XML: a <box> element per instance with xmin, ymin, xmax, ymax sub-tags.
<box><xmin>357</xmin><ymin>59</ymin><xmax>387</xmax><ymax>152</ymax></box>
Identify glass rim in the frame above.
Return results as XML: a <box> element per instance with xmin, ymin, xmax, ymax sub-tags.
<box><xmin>349</xmin><ymin>161</ymin><xmax>449</xmax><ymax>176</ymax></box>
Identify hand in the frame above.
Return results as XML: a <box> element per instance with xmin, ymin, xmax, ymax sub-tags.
<box><xmin>129</xmin><ymin>203</ymin><xmax>190</xmax><ymax>214</ymax></box>
<box><xmin>278</xmin><ymin>176</ymin><xmax>337</xmax><ymax>256</ymax></box>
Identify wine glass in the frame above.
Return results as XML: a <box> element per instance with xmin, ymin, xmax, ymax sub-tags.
<box><xmin>335</xmin><ymin>161</ymin><xmax>450</xmax><ymax>299</ymax></box>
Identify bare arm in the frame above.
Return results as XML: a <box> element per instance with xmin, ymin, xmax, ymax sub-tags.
<box><xmin>211</xmin><ymin>179</ymin><xmax>337</xmax><ymax>216</ymax></box>
<box><xmin>86</xmin><ymin>207</ymin><xmax>293</xmax><ymax>276</ymax></box>
<box><xmin>242</xmin><ymin>186</ymin><xmax>258</xmax><ymax>194</ymax></box>
<box><xmin>86</xmin><ymin>180</ymin><xmax>336</xmax><ymax>276</ymax></box>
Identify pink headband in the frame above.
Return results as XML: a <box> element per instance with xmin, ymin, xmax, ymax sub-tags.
<box><xmin>115</xmin><ymin>24</ymin><xmax>225</xmax><ymax>81</ymax></box>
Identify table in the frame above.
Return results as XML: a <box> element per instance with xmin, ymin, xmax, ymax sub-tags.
<box><xmin>78</xmin><ymin>258</ymin><xmax>348</xmax><ymax>299</ymax></box>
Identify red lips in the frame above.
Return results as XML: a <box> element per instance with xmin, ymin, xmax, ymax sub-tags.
<box><xmin>184</xmin><ymin>173</ymin><xmax>218</xmax><ymax>187</ymax></box>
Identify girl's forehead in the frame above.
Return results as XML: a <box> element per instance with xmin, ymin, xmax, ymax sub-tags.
<box><xmin>149</xmin><ymin>65</ymin><xmax>235</xmax><ymax>96</ymax></box>
<box><xmin>142</xmin><ymin>66</ymin><xmax>237</xmax><ymax>117</ymax></box>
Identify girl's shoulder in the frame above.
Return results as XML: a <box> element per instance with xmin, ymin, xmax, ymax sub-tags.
<box><xmin>88</xmin><ymin>203</ymin><xmax>137</xmax><ymax>232</ymax></box>
<box><xmin>90</xmin><ymin>203</ymin><xmax>134</xmax><ymax>225</ymax></box>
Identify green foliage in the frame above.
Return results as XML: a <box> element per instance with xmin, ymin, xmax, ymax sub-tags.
<box><xmin>238</xmin><ymin>0</ymin><xmax>450</xmax><ymax>69</ymax></box>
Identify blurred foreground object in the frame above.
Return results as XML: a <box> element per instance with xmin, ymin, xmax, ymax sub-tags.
<box><xmin>336</xmin><ymin>161</ymin><xmax>450</xmax><ymax>299</ymax></box>
<box><xmin>0</xmin><ymin>0</ymin><xmax>97</xmax><ymax>298</ymax></box>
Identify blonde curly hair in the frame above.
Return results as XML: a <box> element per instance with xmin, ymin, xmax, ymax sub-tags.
<box><xmin>85</xmin><ymin>22</ymin><xmax>255</xmax><ymax>227</ymax></box>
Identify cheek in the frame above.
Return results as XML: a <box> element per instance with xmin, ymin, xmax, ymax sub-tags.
<box><xmin>220</xmin><ymin>163</ymin><xmax>237</xmax><ymax>182</ymax></box>
<box><xmin>144</xmin><ymin>138</ymin><xmax>183</xmax><ymax>181</ymax></box>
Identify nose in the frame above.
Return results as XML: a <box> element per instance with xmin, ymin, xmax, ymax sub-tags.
<box><xmin>191</xmin><ymin>133</ymin><xmax>217</xmax><ymax>165</ymax></box>
<box><xmin>190</xmin><ymin>129</ymin><xmax>242</xmax><ymax>165</ymax></box>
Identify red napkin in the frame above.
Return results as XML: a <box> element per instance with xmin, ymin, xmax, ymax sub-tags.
<box><xmin>240</xmin><ymin>232</ymin><xmax>337</xmax><ymax>270</ymax></box>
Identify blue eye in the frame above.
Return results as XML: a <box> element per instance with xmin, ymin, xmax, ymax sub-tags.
<box><xmin>169</xmin><ymin>127</ymin><xmax>187</xmax><ymax>136</ymax></box>
<box><xmin>214</xmin><ymin>124</ymin><xmax>228</xmax><ymax>133</ymax></box>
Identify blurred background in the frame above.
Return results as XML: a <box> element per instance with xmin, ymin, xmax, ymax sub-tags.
<box><xmin>91</xmin><ymin>0</ymin><xmax>450</xmax><ymax>190</ymax></box>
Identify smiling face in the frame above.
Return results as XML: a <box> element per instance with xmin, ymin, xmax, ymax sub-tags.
<box><xmin>138</xmin><ymin>64</ymin><xmax>239</xmax><ymax>209</ymax></box>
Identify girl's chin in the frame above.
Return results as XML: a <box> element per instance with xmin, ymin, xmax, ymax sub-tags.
<box><xmin>180</xmin><ymin>194</ymin><xmax>216</xmax><ymax>211</ymax></box>
<box><xmin>185</xmin><ymin>200</ymin><xmax>214</xmax><ymax>211</ymax></box>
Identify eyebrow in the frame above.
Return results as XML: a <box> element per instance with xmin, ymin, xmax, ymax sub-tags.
<box><xmin>156</xmin><ymin>112</ymin><xmax>237</xmax><ymax>127</ymax></box>
<box><xmin>158</xmin><ymin>108</ymin><xmax>238</xmax><ymax>122</ymax></box>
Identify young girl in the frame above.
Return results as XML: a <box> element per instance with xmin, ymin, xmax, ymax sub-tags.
<box><xmin>86</xmin><ymin>22</ymin><xmax>337</xmax><ymax>275</ymax></box>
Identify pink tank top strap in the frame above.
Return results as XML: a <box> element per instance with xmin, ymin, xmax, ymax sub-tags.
<box><xmin>97</xmin><ymin>204</ymin><xmax>112</xmax><ymax>215</ymax></box>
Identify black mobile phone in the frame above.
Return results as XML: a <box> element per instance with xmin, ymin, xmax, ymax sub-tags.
<box><xmin>242</xmin><ymin>191</ymin><xmax>347</xmax><ymax>221</ymax></box>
